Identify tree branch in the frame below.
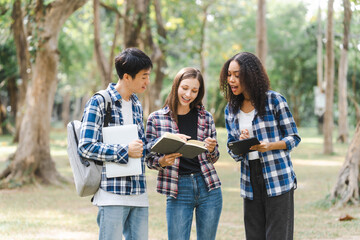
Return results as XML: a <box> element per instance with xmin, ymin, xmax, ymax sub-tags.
<box><xmin>100</xmin><ymin>1</ymin><xmax>130</xmax><ymax>25</ymax></box>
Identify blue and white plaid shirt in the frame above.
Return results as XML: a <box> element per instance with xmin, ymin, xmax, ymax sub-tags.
<box><xmin>78</xmin><ymin>83</ymin><xmax>146</xmax><ymax>195</ymax></box>
<box><xmin>225</xmin><ymin>90</ymin><xmax>301</xmax><ymax>200</ymax></box>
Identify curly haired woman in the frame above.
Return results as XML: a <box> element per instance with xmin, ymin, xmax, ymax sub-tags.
<box><xmin>220</xmin><ymin>52</ymin><xmax>301</xmax><ymax>240</ymax></box>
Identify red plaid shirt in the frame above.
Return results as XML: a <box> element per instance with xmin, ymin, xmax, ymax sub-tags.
<box><xmin>145</xmin><ymin>105</ymin><xmax>221</xmax><ymax>198</ymax></box>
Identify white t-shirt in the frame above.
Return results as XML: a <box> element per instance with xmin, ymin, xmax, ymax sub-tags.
<box><xmin>239</xmin><ymin>109</ymin><xmax>260</xmax><ymax>160</ymax></box>
<box><xmin>92</xmin><ymin>98</ymin><xmax>149</xmax><ymax>207</ymax></box>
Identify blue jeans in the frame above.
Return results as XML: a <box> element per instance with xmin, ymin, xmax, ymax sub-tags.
<box><xmin>166</xmin><ymin>172</ymin><xmax>222</xmax><ymax>240</ymax></box>
<box><xmin>97</xmin><ymin>206</ymin><xmax>148</xmax><ymax>240</ymax></box>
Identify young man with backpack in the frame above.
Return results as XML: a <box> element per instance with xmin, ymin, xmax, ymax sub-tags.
<box><xmin>78</xmin><ymin>48</ymin><xmax>152</xmax><ymax>240</ymax></box>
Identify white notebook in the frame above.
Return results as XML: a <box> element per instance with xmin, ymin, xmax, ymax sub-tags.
<box><xmin>102</xmin><ymin>124</ymin><xmax>142</xmax><ymax>178</ymax></box>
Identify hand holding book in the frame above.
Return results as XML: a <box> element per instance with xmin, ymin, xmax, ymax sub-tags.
<box><xmin>228</xmin><ymin>137</ymin><xmax>260</xmax><ymax>155</ymax></box>
<box><xmin>204</xmin><ymin>137</ymin><xmax>217</xmax><ymax>152</ymax></box>
<box><xmin>159</xmin><ymin>152</ymin><xmax>182</xmax><ymax>167</ymax></box>
<box><xmin>151</xmin><ymin>132</ymin><xmax>208</xmax><ymax>159</ymax></box>
<box><xmin>227</xmin><ymin>128</ymin><xmax>260</xmax><ymax>156</ymax></box>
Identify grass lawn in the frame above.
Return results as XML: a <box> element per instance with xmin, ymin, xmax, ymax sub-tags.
<box><xmin>0</xmin><ymin>127</ymin><xmax>359</xmax><ymax>240</ymax></box>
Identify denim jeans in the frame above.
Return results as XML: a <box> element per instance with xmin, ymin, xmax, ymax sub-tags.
<box><xmin>166</xmin><ymin>172</ymin><xmax>222</xmax><ymax>240</ymax></box>
<box><xmin>244</xmin><ymin>159</ymin><xmax>294</xmax><ymax>240</ymax></box>
<box><xmin>97</xmin><ymin>206</ymin><xmax>148</xmax><ymax>240</ymax></box>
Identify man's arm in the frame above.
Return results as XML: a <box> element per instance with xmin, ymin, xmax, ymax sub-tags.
<box><xmin>78</xmin><ymin>95</ymin><xmax>130</xmax><ymax>163</ymax></box>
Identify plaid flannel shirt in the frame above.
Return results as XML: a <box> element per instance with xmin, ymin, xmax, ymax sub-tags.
<box><xmin>145</xmin><ymin>105</ymin><xmax>221</xmax><ymax>199</ymax></box>
<box><xmin>225</xmin><ymin>90</ymin><xmax>301</xmax><ymax>200</ymax></box>
<box><xmin>78</xmin><ymin>83</ymin><xmax>146</xmax><ymax>195</ymax></box>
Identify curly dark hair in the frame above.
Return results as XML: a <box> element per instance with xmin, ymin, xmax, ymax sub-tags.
<box><xmin>219</xmin><ymin>52</ymin><xmax>270</xmax><ymax>118</ymax></box>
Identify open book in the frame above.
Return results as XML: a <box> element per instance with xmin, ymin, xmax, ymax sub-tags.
<box><xmin>151</xmin><ymin>132</ymin><xmax>207</xmax><ymax>159</ymax></box>
<box><xmin>227</xmin><ymin>137</ymin><xmax>260</xmax><ymax>155</ymax></box>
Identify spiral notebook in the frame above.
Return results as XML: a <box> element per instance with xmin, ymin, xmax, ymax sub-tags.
<box><xmin>102</xmin><ymin>124</ymin><xmax>142</xmax><ymax>178</ymax></box>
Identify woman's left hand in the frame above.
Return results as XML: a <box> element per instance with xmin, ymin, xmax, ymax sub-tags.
<box><xmin>204</xmin><ymin>137</ymin><xmax>217</xmax><ymax>152</ymax></box>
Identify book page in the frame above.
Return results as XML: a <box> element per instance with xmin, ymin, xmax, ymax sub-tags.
<box><xmin>187</xmin><ymin>139</ymin><xmax>206</xmax><ymax>148</ymax></box>
<box><xmin>162</xmin><ymin>132</ymin><xmax>186</xmax><ymax>143</ymax></box>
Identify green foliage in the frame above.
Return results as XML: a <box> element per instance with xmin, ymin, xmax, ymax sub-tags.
<box><xmin>0</xmin><ymin>3</ymin><xmax>18</xmax><ymax>84</ymax></box>
<box><xmin>0</xmin><ymin>39</ymin><xmax>18</xmax><ymax>82</ymax></box>
<box><xmin>1</xmin><ymin>0</ymin><xmax>360</xmax><ymax>128</ymax></box>
<box><xmin>58</xmin><ymin>2</ymin><xmax>98</xmax><ymax>97</ymax></box>
<box><xmin>266</xmin><ymin>1</ymin><xmax>318</xmax><ymax>126</ymax></box>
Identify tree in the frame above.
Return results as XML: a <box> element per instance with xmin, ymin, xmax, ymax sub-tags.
<box><xmin>323</xmin><ymin>0</ymin><xmax>335</xmax><ymax>154</ymax></box>
<box><xmin>93</xmin><ymin>0</ymin><xmax>120</xmax><ymax>88</ymax></box>
<box><xmin>144</xmin><ymin>0</ymin><xmax>167</xmax><ymax>116</ymax></box>
<box><xmin>256</xmin><ymin>0</ymin><xmax>267</xmax><ymax>64</ymax></box>
<box><xmin>315</xmin><ymin>5</ymin><xmax>325</xmax><ymax>134</ymax></box>
<box><xmin>331</xmin><ymin>121</ymin><xmax>360</xmax><ymax>205</ymax></box>
<box><xmin>123</xmin><ymin>0</ymin><xmax>149</xmax><ymax>48</ymax></box>
<box><xmin>266</xmin><ymin>1</ymin><xmax>317</xmax><ymax>127</ymax></box>
<box><xmin>317</xmin><ymin>6</ymin><xmax>324</xmax><ymax>92</ymax></box>
<box><xmin>0</xmin><ymin>2</ymin><xmax>20</xmax><ymax>135</ymax></box>
<box><xmin>198</xmin><ymin>0</ymin><xmax>214</xmax><ymax>107</ymax></box>
<box><xmin>11</xmin><ymin>0</ymin><xmax>32</xmax><ymax>142</ymax></box>
<box><xmin>337</xmin><ymin>0</ymin><xmax>352</xmax><ymax>143</ymax></box>
<box><xmin>0</xmin><ymin>0</ymin><xmax>89</xmax><ymax>188</ymax></box>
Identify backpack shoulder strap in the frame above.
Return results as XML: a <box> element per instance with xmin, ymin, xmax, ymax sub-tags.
<box><xmin>95</xmin><ymin>90</ymin><xmax>112</xmax><ymax>127</ymax></box>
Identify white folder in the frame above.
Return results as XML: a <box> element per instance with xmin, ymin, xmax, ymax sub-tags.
<box><xmin>102</xmin><ymin>124</ymin><xmax>142</xmax><ymax>178</ymax></box>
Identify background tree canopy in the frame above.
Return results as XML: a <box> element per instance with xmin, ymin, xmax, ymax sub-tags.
<box><xmin>1</xmin><ymin>0</ymin><xmax>359</xmax><ymax>129</ymax></box>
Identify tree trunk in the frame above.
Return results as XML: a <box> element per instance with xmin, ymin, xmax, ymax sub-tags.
<box><xmin>337</xmin><ymin>0</ymin><xmax>351</xmax><ymax>143</ymax></box>
<box><xmin>256</xmin><ymin>0</ymin><xmax>267</xmax><ymax>65</ymax></box>
<box><xmin>291</xmin><ymin>92</ymin><xmax>301</xmax><ymax>127</ymax></box>
<box><xmin>349</xmin><ymin>96</ymin><xmax>360</xmax><ymax>124</ymax></box>
<box><xmin>7</xmin><ymin>76</ymin><xmax>18</xmax><ymax>119</ymax></box>
<box><xmin>93</xmin><ymin>0</ymin><xmax>110</xmax><ymax>87</ymax></box>
<box><xmin>331</xmin><ymin>121</ymin><xmax>360</xmax><ymax>206</ymax></box>
<box><xmin>316</xmin><ymin>6</ymin><xmax>323</xmax><ymax>91</ymax></box>
<box><xmin>73</xmin><ymin>97</ymin><xmax>81</xmax><ymax>120</ymax></box>
<box><xmin>323</xmin><ymin>0</ymin><xmax>335</xmax><ymax>154</ymax></box>
<box><xmin>12</xmin><ymin>0</ymin><xmax>32</xmax><ymax>143</ymax></box>
<box><xmin>199</xmin><ymin>2</ymin><xmax>212</xmax><ymax>108</ymax></box>
<box><xmin>61</xmin><ymin>91</ymin><xmax>71</xmax><ymax>127</ymax></box>
<box><xmin>0</xmin><ymin>0</ymin><xmax>89</xmax><ymax>188</ymax></box>
<box><xmin>316</xmin><ymin>6</ymin><xmax>324</xmax><ymax>135</ymax></box>
<box><xmin>352</xmin><ymin>47</ymin><xmax>357</xmax><ymax>102</ymax></box>
<box><xmin>146</xmin><ymin>0</ymin><xmax>167</xmax><ymax>116</ymax></box>
<box><xmin>93</xmin><ymin>0</ymin><xmax>120</xmax><ymax>88</ymax></box>
<box><xmin>124</xmin><ymin>0</ymin><xmax>149</xmax><ymax>48</ymax></box>
<box><xmin>0</xmin><ymin>98</ymin><xmax>6</xmax><ymax>135</ymax></box>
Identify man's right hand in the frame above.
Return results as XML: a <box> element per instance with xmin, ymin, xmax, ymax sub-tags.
<box><xmin>128</xmin><ymin>139</ymin><xmax>143</xmax><ymax>158</ymax></box>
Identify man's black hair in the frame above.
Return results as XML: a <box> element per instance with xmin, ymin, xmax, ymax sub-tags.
<box><xmin>114</xmin><ymin>48</ymin><xmax>153</xmax><ymax>79</ymax></box>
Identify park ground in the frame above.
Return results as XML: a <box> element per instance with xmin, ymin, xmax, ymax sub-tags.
<box><xmin>0</xmin><ymin>127</ymin><xmax>359</xmax><ymax>240</ymax></box>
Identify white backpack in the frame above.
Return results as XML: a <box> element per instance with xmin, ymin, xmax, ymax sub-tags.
<box><xmin>66</xmin><ymin>90</ymin><xmax>112</xmax><ymax>197</ymax></box>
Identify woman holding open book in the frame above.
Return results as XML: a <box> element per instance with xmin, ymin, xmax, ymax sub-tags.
<box><xmin>145</xmin><ymin>67</ymin><xmax>222</xmax><ymax>240</ymax></box>
<box><xmin>220</xmin><ymin>52</ymin><xmax>301</xmax><ymax>240</ymax></box>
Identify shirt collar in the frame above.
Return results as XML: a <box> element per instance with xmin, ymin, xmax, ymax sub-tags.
<box><xmin>161</xmin><ymin>104</ymin><xmax>205</xmax><ymax>115</ymax></box>
<box><xmin>107</xmin><ymin>83</ymin><xmax>139</xmax><ymax>103</ymax></box>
